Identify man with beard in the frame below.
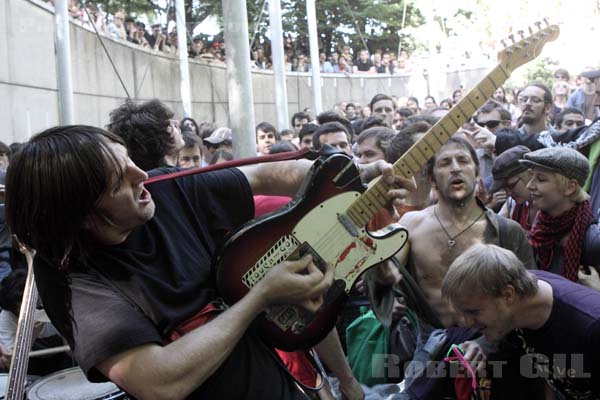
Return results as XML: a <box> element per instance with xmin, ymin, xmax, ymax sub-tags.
<box><xmin>395</xmin><ymin>137</ymin><xmax>535</xmax><ymax>327</ymax></box>
<box><xmin>517</xmin><ymin>83</ymin><xmax>553</xmax><ymax>136</ymax></box>
<box><xmin>369</xmin><ymin>137</ymin><xmax>536</xmax><ymax>398</ymax></box>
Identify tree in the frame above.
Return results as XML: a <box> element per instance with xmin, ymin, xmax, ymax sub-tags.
<box><xmin>89</xmin><ymin>0</ymin><xmax>426</xmax><ymax>57</ymax></box>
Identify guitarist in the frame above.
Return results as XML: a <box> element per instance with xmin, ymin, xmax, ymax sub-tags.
<box><xmin>5</xmin><ymin>125</ymin><xmax>412</xmax><ymax>400</ymax></box>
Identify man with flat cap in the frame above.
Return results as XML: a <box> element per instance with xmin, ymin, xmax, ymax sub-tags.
<box><xmin>521</xmin><ymin>147</ymin><xmax>600</xmax><ymax>290</ymax></box>
<box><xmin>491</xmin><ymin>145</ymin><xmax>537</xmax><ymax>231</ymax></box>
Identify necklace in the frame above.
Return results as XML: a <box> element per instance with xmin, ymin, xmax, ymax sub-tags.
<box><xmin>433</xmin><ymin>206</ymin><xmax>486</xmax><ymax>248</ymax></box>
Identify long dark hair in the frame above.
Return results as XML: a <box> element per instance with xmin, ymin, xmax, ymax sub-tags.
<box><xmin>6</xmin><ymin>125</ymin><xmax>125</xmax><ymax>345</ymax></box>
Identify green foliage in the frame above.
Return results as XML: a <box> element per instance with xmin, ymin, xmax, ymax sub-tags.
<box><xmin>87</xmin><ymin>0</ymin><xmax>425</xmax><ymax>56</ymax></box>
<box><xmin>526</xmin><ymin>57</ymin><xmax>559</xmax><ymax>88</ymax></box>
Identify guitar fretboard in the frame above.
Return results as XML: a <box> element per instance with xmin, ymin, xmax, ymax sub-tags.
<box><xmin>346</xmin><ymin>64</ymin><xmax>510</xmax><ymax>226</ymax></box>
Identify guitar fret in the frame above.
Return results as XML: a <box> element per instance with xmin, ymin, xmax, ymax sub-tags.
<box><xmin>423</xmin><ymin>134</ymin><xmax>441</xmax><ymax>155</ymax></box>
<box><xmin>407</xmin><ymin>150</ymin><xmax>424</xmax><ymax>171</ymax></box>
<box><xmin>428</xmin><ymin>127</ymin><xmax>445</xmax><ymax>147</ymax></box>
<box><xmin>346</xmin><ymin>207</ymin><xmax>362</xmax><ymax>225</ymax></box>
<box><xmin>370</xmin><ymin>182</ymin><xmax>389</xmax><ymax>204</ymax></box>
<box><xmin>363</xmin><ymin>187</ymin><xmax>386</xmax><ymax>210</ymax></box>
<box><xmin>395</xmin><ymin>160</ymin><xmax>416</xmax><ymax>178</ymax></box>
<box><xmin>456</xmin><ymin>101</ymin><xmax>477</xmax><ymax>120</ymax></box>
<box><xmin>445</xmin><ymin>114</ymin><xmax>461</xmax><ymax>130</ymax></box>
<box><xmin>417</xmin><ymin>141</ymin><xmax>435</xmax><ymax>160</ymax></box>
<box><xmin>412</xmin><ymin>145</ymin><xmax>429</xmax><ymax>165</ymax></box>
<box><xmin>465</xmin><ymin>93</ymin><xmax>481</xmax><ymax>115</ymax></box>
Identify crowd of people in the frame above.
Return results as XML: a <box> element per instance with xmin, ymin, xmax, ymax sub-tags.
<box><xmin>3</xmin><ymin>7</ymin><xmax>600</xmax><ymax>394</ymax></box>
<box><xmin>42</xmin><ymin>0</ymin><xmax>486</xmax><ymax>74</ymax></box>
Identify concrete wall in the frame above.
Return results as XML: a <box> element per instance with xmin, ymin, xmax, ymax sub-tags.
<box><xmin>2</xmin><ymin>0</ymin><xmax>490</xmax><ymax>143</ymax></box>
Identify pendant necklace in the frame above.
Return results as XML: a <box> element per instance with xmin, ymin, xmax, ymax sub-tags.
<box><xmin>433</xmin><ymin>206</ymin><xmax>486</xmax><ymax>248</ymax></box>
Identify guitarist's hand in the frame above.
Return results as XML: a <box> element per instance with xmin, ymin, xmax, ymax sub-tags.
<box><xmin>359</xmin><ymin>160</ymin><xmax>417</xmax><ymax>192</ymax></box>
<box><xmin>256</xmin><ymin>254</ymin><xmax>334</xmax><ymax>312</ymax></box>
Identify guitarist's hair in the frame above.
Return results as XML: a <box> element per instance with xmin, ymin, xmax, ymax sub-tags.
<box><xmin>426</xmin><ymin>136</ymin><xmax>480</xmax><ymax>181</ymax></box>
<box><xmin>6</xmin><ymin>125</ymin><xmax>128</xmax><ymax>345</ymax></box>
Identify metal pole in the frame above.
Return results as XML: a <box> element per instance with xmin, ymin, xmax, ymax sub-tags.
<box><xmin>175</xmin><ymin>0</ymin><xmax>193</xmax><ymax>117</ymax></box>
<box><xmin>268</xmin><ymin>0</ymin><xmax>289</xmax><ymax>131</ymax></box>
<box><xmin>55</xmin><ymin>0</ymin><xmax>74</xmax><ymax>125</ymax></box>
<box><xmin>222</xmin><ymin>0</ymin><xmax>256</xmax><ymax>158</ymax></box>
<box><xmin>306</xmin><ymin>0</ymin><xmax>322</xmax><ymax>115</ymax></box>
<box><xmin>398</xmin><ymin>0</ymin><xmax>408</xmax><ymax>61</ymax></box>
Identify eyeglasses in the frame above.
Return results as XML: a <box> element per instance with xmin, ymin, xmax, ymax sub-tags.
<box><xmin>476</xmin><ymin>120</ymin><xmax>501</xmax><ymax>129</ymax></box>
<box><xmin>505</xmin><ymin>177</ymin><xmax>522</xmax><ymax>192</ymax></box>
<box><xmin>517</xmin><ymin>96</ymin><xmax>544</xmax><ymax>104</ymax></box>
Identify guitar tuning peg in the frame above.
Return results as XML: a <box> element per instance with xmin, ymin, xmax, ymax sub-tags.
<box><xmin>517</xmin><ymin>30</ymin><xmax>525</xmax><ymax>39</ymax></box>
<box><xmin>508</xmin><ymin>34</ymin><xmax>515</xmax><ymax>43</ymax></box>
<box><xmin>528</xmin><ymin>26</ymin><xmax>534</xmax><ymax>35</ymax></box>
<box><xmin>543</xmin><ymin>18</ymin><xmax>550</xmax><ymax>26</ymax></box>
<box><xmin>535</xmin><ymin>21</ymin><xmax>542</xmax><ymax>30</ymax></box>
<box><xmin>501</xmin><ymin>39</ymin><xmax>507</xmax><ymax>47</ymax></box>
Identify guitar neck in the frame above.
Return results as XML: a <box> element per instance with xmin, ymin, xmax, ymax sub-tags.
<box><xmin>346</xmin><ymin>64</ymin><xmax>510</xmax><ymax>226</ymax></box>
<box><xmin>5</xmin><ymin>248</ymin><xmax>38</xmax><ymax>400</ymax></box>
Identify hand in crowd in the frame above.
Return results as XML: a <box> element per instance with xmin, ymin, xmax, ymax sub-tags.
<box><xmin>256</xmin><ymin>254</ymin><xmax>334</xmax><ymax>312</ymax></box>
<box><xmin>486</xmin><ymin>190</ymin><xmax>507</xmax><ymax>210</ymax></box>
<box><xmin>371</xmin><ymin>260</ymin><xmax>403</xmax><ymax>287</ymax></box>
<box><xmin>391</xmin><ymin>296</ymin><xmax>407</xmax><ymax>322</ymax></box>
<box><xmin>0</xmin><ymin>344</ymin><xmax>11</xmax><ymax>370</ymax></box>
<box><xmin>459</xmin><ymin>340</ymin><xmax>487</xmax><ymax>376</ymax></box>
<box><xmin>578</xmin><ymin>266</ymin><xmax>600</xmax><ymax>291</ymax></box>
<box><xmin>471</xmin><ymin>127</ymin><xmax>497</xmax><ymax>154</ymax></box>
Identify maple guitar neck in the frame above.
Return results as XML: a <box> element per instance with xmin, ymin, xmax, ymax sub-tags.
<box><xmin>346</xmin><ymin>64</ymin><xmax>510</xmax><ymax>226</ymax></box>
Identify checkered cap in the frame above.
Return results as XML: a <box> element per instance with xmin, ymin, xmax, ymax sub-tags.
<box><xmin>520</xmin><ymin>147</ymin><xmax>589</xmax><ymax>186</ymax></box>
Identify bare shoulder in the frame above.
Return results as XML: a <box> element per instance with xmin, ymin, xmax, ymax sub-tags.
<box><xmin>399</xmin><ymin>206</ymin><xmax>433</xmax><ymax>229</ymax></box>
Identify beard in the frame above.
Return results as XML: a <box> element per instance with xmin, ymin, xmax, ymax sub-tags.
<box><xmin>521</xmin><ymin>113</ymin><xmax>537</xmax><ymax>124</ymax></box>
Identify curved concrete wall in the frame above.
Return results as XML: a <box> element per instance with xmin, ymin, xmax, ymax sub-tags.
<box><xmin>1</xmin><ymin>0</ymin><xmax>490</xmax><ymax>143</ymax></box>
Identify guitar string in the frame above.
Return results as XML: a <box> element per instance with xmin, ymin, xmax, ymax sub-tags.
<box><xmin>9</xmin><ymin>281</ymin><xmax>37</xmax><ymax>396</ymax></box>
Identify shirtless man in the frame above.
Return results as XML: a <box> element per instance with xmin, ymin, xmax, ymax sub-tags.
<box><xmin>396</xmin><ymin>137</ymin><xmax>535</xmax><ymax>328</ymax></box>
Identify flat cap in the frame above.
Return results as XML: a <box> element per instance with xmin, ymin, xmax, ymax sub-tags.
<box><xmin>581</xmin><ymin>69</ymin><xmax>600</xmax><ymax>81</ymax></box>
<box><xmin>490</xmin><ymin>145</ymin><xmax>530</xmax><ymax>193</ymax></box>
<box><xmin>520</xmin><ymin>147</ymin><xmax>589</xmax><ymax>186</ymax></box>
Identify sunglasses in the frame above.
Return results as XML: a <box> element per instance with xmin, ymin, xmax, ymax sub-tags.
<box><xmin>476</xmin><ymin>119</ymin><xmax>501</xmax><ymax>129</ymax></box>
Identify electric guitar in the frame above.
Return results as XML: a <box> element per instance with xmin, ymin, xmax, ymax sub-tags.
<box><xmin>215</xmin><ymin>23</ymin><xmax>559</xmax><ymax>351</ymax></box>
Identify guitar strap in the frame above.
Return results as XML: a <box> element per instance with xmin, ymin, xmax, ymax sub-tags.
<box><xmin>145</xmin><ymin>147</ymin><xmax>321</xmax><ymax>185</ymax></box>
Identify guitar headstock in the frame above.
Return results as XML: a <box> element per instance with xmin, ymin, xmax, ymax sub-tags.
<box><xmin>497</xmin><ymin>19</ymin><xmax>559</xmax><ymax>73</ymax></box>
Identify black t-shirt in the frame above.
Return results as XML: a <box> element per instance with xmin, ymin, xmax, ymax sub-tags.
<box><xmin>355</xmin><ymin>59</ymin><xmax>373</xmax><ymax>72</ymax></box>
<box><xmin>35</xmin><ymin>167</ymin><xmax>304</xmax><ymax>400</ymax></box>
<box><xmin>520</xmin><ymin>270</ymin><xmax>600</xmax><ymax>395</ymax></box>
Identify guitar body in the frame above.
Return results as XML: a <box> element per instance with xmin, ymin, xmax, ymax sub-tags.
<box><xmin>215</xmin><ymin>154</ymin><xmax>408</xmax><ymax>350</ymax></box>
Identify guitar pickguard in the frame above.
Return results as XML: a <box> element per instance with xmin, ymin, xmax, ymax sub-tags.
<box><xmin>249</xmin><ymin>191</ymin><xmax>407</xmax><ymax>335</ymax></box>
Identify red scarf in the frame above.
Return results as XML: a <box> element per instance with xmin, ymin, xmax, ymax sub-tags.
<box><xmin>527</xmin><ymin>200</ymin><xmax>593</xmax><ymax>281</ymax></box>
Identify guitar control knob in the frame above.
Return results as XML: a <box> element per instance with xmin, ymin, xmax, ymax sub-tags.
<box><xmin>291</xmin><ymin>320</ymin><xmax>305</xmax><ymax>334</ymax></box>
